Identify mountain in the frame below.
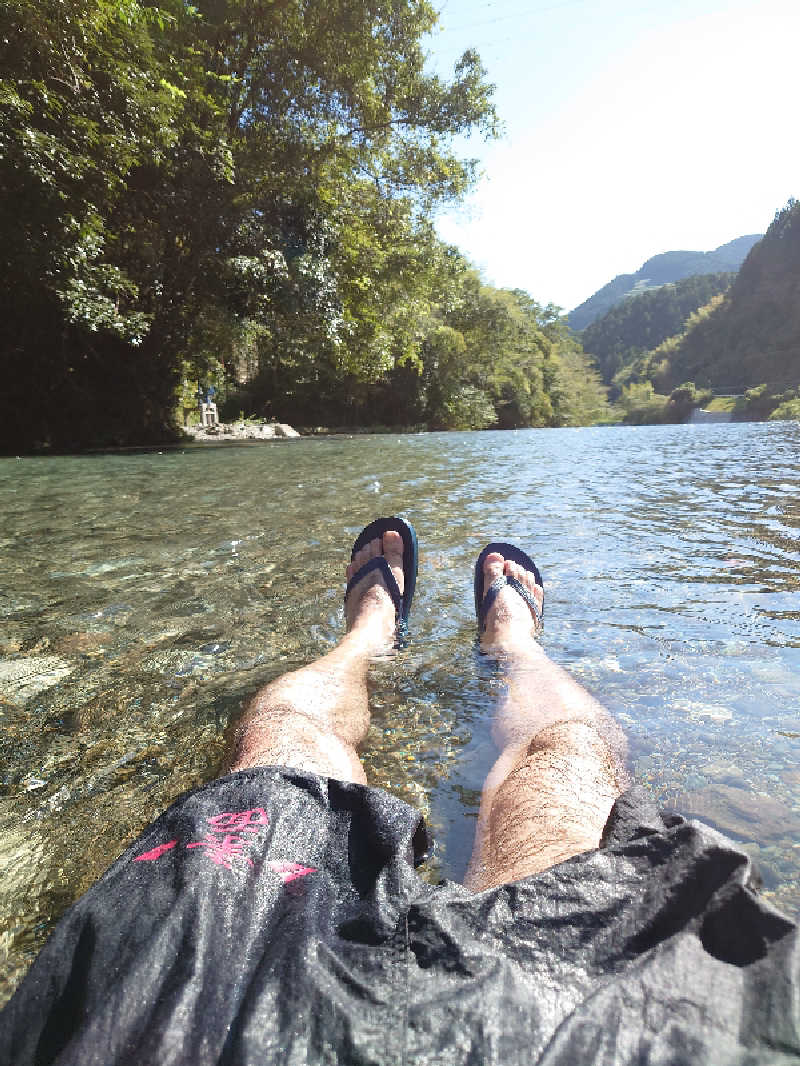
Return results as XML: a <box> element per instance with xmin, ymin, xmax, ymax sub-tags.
<box><xmin>580</xmin><ymin>272</ymin><xmax>735</xmax><ymax>385</ymax></box>
<box><xmin>567</xmin><ymin>235</ymin><xmax>762</xmax><ymax>331</ymax></box>
<box><xmin>663</xmin><ymin>200</ymin><xmax>800</xmax><ymax>392</ymax></box>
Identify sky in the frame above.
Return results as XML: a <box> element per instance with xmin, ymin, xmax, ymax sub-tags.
<box><xmin>423</xmin><ymin>0</ymin><xmax>800</xmax><ymax>311</ymax></box>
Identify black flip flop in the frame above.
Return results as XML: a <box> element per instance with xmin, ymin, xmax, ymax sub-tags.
<box><xmin>344</xmin><ymin>516</ymin><xmax>418</xmax><ymax>636</ymax></box>
<box><xmin>474</xmin><ymin>542</ymin><xmax>544</xmax><ymax>633</ymax></box>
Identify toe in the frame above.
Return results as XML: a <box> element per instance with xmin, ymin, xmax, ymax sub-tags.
<box><xmin>504</xmin><ymin>559</ymin><xmax>543</xmax><ymax>612</ymax></box>
<box><xmin>382</xmin><ymin>529</ymin><xmax>405</xmax><ymax>595</ymax></box>
<box><xmin>504</xmin><ymin>559</ymin><xmax>521</xmax><ymax>586</ymax></box>
<box><xmin>346</xmin><ymin>536</ymin><xmax>381</xmax><ymax>583</ymax></box>
<box><xmin>483</xmin><ymin>551</ymin><xmax>505</xmax><ymax>596</ymax></box>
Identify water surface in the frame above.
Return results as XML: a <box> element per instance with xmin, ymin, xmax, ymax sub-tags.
<box><xmin>2</xmin><ymin>423</ymin><xmax>799</xmax><ymax>1001</ymax></box>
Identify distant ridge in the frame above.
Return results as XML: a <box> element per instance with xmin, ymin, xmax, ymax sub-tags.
<box><xmin>567</xmin><ymin>235</ymin><xmax>762</xmax><ymax>331</ymax></box>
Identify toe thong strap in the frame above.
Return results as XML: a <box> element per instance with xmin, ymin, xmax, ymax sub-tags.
<box><xmin>480</xmin><ymin>575</ymin><xmax>542</xmax><ymax>630</ymax></box>
<box><xmin>344</xmin><ymin>555</ymin><xmax>402</xmax><ymax>617</ymax></box>
<box><xmin>506</xmin><ymin>575</ymin><xmax>543</xmax><ymax>625</ymax></box>
<box><xmin>479</xmin><ymin>575</ymin><xmax>509</xmax><ymax>630</ymax></box>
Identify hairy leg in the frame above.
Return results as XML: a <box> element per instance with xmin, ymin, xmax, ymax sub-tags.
<box><xmin>465</xmin><ymin>553</ymin><xmax>628</xmax><ymax>892</ymax></box>
<box><xmin>224</xmin><ymin>530</ymin><xmax>404</xmax><ymax>784</ymax></box>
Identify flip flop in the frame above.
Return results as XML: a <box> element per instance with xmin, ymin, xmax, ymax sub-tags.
<box><xmin>344</xmin><ymin>516</ymin><xmax>418</xmax><ymax>636</ymax></box>
<box><xmin>474</xmin><ymin>542</ymin><xmax>544</xmax><ymax>633</ymax></box>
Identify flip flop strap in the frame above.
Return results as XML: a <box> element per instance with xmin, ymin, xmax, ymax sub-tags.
<box><xmin>344</xmin><ymin>556</ymin><xmax>402</xmax><ymax>617</ymax></box>
<box><xmin>506</xmin><ymin>575</ymin><xmax>542</xmax><ymax>625</ymax></box>
<box><xmin>480</xmin><ymin>575</ymin><xmax>542</xmax><ymax>630</ymax></box>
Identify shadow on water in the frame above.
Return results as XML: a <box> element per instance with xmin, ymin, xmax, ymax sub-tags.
<box><xmin>1</xmin><ymin>423</ymin><xmax>800</xmax><ymax>1002</ymax></box>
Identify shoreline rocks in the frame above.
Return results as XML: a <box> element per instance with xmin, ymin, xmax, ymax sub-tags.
<box><xmin>184</xmin><ymin>421</ymin><xmax>300</xmax><ymax>443</ymax></box>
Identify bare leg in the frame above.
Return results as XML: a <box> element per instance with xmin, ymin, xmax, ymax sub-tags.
<box><xmin>465</xmin><ymin>552</ymin><xmax>628</xmax><ymax>892</ymax></box>
<box><xmin>224</xmin><ymin>530</ymin><xmax>404</xmax><ymax>784</ymax></box>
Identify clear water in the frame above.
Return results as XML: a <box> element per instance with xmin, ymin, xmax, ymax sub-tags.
<box><xmin>2</xmin><ymin>423</ymin><xmax>799</xmax><ymax>1002</ymax></box>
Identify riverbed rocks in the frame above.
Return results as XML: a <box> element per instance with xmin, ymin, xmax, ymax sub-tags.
<box><xmin>673</xmin><ymin>782</ymin><xmax>800</xmax><ymax>843</ymax></box>
<box><xmin>0</xmin><ymin>655</ymin><xmax>73</xmax><ymax>704</ymax></box>
<box><xmin>53</xmin><ymin>631</ymin><xmax>112</xmax><ymax>658</ymax></box>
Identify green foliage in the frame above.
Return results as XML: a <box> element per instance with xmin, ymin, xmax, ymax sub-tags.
<box><xmin>661</xmin><ymin>200</ymin><xmax>800</xmax><ymax>393</ymax></box>
<box><xmin>617</xmin><ymin>380</ymin><xmax>712</xmax><ymax>426</ymax></box>
<box><xmin>581</xmin><ymin>274</ymin><xmax>734</xmax><ymax>386</ymax></box>
<box><xmin>769</xmin><ymin>397</ymin><xmax>800</xmax><ymax>421</ymax></box>
<box><xmin>732</xmin><ymin>384</ymin><xmax>800</xmax><ymax>422</ymax></box>
<box><xmin>0</xmin><ymin>0</ymin><xmax>503</xmax><ymax>449</ymax></box>
<box><xmin>440</xmin><ymin>386</ymin><xmax>497</xmax><ymax>431</ymax></box>
<box><xmin>581</xmin><ymin>200</ymin><xmax>800</xmax><ymax>422</ymax></box>
<box><xmin>1</xmin><ymin>0</ymin><xmax>615</xmax><ymax>447</ymax></box>
<box><xmin>419</xmin><ymin>278</ymin><xmax>609</xmax><ymax>432</ymax></box>
<box><xmin>567</xmin><ymin>236</ymin><xmax>760</xmax><ymax>331</ymax></box>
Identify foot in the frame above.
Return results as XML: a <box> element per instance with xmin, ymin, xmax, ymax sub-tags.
<box><xmin>344</xmin><ymin>529</ymin><xmax>404</xmax><ymax>647</ymax></box>
<box><xmin>480</xmin><ymin>552</ymin><xmax>544</xmax><ymax>652</ymax></box>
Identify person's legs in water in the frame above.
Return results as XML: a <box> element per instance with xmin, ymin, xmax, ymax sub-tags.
<box><xmin>226</xmin><ymin>529</ymin><xmax>625</xmax><ymax>893</ymax></box>
<box><xmin>465</xmin><ymin>549</ymin><xmax>629</xmax><ymax>892</ymax></box>
<box><xmin>224</xmin><ymin>528</ymin><xmax>404</xmax><ymax>784</ymax></box>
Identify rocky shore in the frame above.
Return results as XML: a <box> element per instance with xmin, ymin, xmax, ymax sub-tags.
<box><xmin>184</xmin><ymin>421</ymin><xmax>300</xmax><ymax>443</ymax></box>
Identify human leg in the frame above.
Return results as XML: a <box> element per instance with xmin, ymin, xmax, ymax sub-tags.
<box><xmin>465</xmin><ymin>550</ymin><xmax>628</xmax><ymax>892</ymax></box>
<box><xmin>224</xmin><ymin>529</ymin><xmax>405</xmax><ymax>784</ymax></box>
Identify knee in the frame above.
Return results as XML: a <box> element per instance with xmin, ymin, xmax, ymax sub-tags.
<box><xmin>521</xmin><ymin>719</ymin><xmax>627</xmax><ymax>795</ymax></box>
<box><xmin>227</xmin><ymin>704</ymin><xmax>362</xmax><ymax>781</ymax></box>
<box><xmin>525</xmin><ymin>719</ymin><xmax>607</xmax><ymax>760</ymax></box>
<box><xmin>238</xmin><ymin>702</ymin><xmax>321</xmax><ymax>745</ymax></box>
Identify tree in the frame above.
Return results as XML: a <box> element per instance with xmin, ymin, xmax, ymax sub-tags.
<box><xmin>1</xmin><ymin>0</ymin><xmax>499</xmax><ymax>449</ymax></box>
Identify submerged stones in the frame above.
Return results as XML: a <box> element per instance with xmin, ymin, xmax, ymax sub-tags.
<box><xmin>674</xmin><ymin>783</ymin><xmax>800</xmax><ymax>843</ymax></box>
<box><xmin>674</xmin><ymin>700</ymin><xmax>733</xmax><ymax>724</ymax></box>
<box><xmin>53</xmin><ymin>632</ymin><xmax>112</xmax><ymax>657</ymax></box>
<box><xmin>0</xmin><ymin>656</ymin><xmax>73</xmax><ymax>705</ymax></box>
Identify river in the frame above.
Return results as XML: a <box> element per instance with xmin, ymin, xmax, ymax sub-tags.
<box><xmin>2</xmin><ymin>422</ymin><xmax>799</xmax><ymax>1002</ymax></box>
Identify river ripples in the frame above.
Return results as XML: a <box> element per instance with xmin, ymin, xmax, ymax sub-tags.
<box><xmin>1</xmin><ymin>422</ymin><xmax>799</xmax><ymax>1002</ymax></box>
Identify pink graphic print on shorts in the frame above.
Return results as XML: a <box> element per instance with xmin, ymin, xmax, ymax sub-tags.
<box><xmin>134</xmin><ymin>806</ymin><xmax>317</xmax><ymax>881</ymax></box>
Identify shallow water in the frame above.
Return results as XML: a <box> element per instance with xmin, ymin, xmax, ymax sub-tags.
<box><xmin>1</xmin><ymin>423</ymin><xmax>800</xmax><ymax>1002</ymax></box>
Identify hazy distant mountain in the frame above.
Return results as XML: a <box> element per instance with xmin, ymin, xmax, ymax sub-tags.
<box><xmin>567</xmin><ymin>235</ymin><xmax>762</xmax><ymax>331</ymax></box>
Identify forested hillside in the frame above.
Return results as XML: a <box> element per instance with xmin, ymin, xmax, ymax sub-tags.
<box><xmin>1</xmin><ymin>0</ymin><xmax>609</xmax><ymax>451</ymax></box>
<box><xmin>577</xmin><ymin>200</ymin><xmax>800</xmax><ymax>425</ymax></box>
<box><xmin>580</xmin><ymin>273</ymin><xmax>734</xmax><ymax>385</ymax></box>
<box><xmin>664</xmin><ymin>200</ymin><xmax>800</xmax><ymax>392</ymax></box>
<box><xmin>567</xmin><ymin>236</ymin><xmax>760</xmax><ymax>331</ymax></box>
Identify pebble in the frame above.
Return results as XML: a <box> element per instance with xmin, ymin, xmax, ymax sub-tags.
<box><xmin>702</xmin><ymin>761</ymin><xmax>749</xmax><ymax>788</ymax></box>
<box><xmin>674</xmin><ymin>701</ymin><xmax>733</xmax><ymax>724</ymax></box>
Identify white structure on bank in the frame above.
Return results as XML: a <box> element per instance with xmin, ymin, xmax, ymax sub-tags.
<box><xmin>201</xmin><ymin>402</ymin><xmax>219</xmax><ymax>429</ymax></box>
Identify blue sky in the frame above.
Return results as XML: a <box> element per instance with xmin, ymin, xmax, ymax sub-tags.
<box><xmin>423</xmin><ymin>0</ymin><xmax>800</xmax><ymax>311</ymax></box>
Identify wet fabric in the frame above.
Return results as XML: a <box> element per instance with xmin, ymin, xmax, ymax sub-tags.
<box><xmin>1</xmin><ymin>767</ymin><xmax>799</xmax><ymax>1065</ymax></box>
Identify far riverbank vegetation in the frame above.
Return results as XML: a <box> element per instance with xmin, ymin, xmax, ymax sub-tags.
<box><xmin>2</xmin><ymin>0</ymin><xmax>799</xmax><ymax>451</ymax></box>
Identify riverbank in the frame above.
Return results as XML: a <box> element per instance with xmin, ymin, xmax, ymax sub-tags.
<box><xmin>184</xmin><ymin>421</ymin><xmax>300</xmax><ymax>442</ymax></box>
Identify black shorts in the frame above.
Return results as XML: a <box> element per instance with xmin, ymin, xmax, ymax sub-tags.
<box><xmin>1</xmin><ymin>767</ymin><xmax>798</xmax><ymax>1065</ymax></box>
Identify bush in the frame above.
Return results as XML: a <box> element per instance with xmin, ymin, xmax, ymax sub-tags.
<box><xmin>437</xmin><ymin>386</ymin><xmax>497</xmax><ymax>430</ymax></box>
<box><xmin>735</xmin><ymin>384</ymin><xmax>800</xmax><ymax>421</ymax></box>
<box><xmin>666</xmin><ymin>381</ymin><xmax>712</xmax><ymax>420</ymax></box>
<box><xmin>768</xmin><ymin>395</ymin><xmax>800</xmax><ymax>421</ymax></box>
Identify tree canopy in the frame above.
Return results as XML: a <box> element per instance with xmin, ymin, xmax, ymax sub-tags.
<box><xmin>663</xmin><ymin>199</ymin><xmax>800</xmax><ymax>392</ymax></box>
<box><xmin>580</xmin><ymin>272</ymin><xmax>734</xmax><ymax>389</ymax></box>
<box><xmin>1</xmin><ymin>0</ymin><xmax>611</xmax><ymax>449</ymax></box>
